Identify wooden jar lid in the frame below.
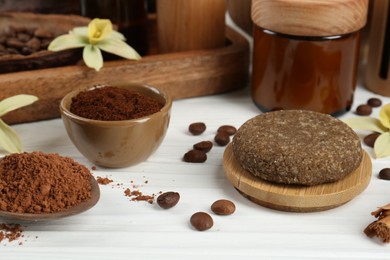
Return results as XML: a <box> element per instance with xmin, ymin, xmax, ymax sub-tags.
<box><xmin>223</xmin><ymin>144</ymin><xmax>372</xmax><ymax>212</ymax></box>
<box><xmin>251</xmin><ymin>0</ymin><xmax>369</xmax><ymax>37</ymax></box>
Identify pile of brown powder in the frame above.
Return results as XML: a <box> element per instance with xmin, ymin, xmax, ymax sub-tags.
<box><xmin>0</xmin><ymin>151</ymin><xmax>92</xmax><ymax>214</ymax></box>
<box><xmin>70</xmin><ymin>86</ymin><xmax>164</xmax><ymax>121</ymax></box>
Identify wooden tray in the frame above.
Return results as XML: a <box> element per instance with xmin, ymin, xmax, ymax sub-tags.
<box><xmin>0</xmin><ymin>20</ymin><xmax>250</xmax><ymax>124</ymax></box>
<box><xmin>0</xmin><ymin>12</ymin><xmax>90</xmax><ymax>74</ymax></box>
<box><xmin>223</xmin><ymin>144</ymin><xmax>372</xmax><ymax>212</ymax></box>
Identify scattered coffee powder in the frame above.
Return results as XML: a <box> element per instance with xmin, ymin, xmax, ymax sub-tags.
<box><xmin>367</xmin><ymin>98</ymin><xmax>382</xmax><ymax>107</ymax></box>
<box><xmin>190</xmin><ymin>212</ymin><xmax>214</xmax><ymax>231</ymax></box>
<box><xmin>0</xmin><ymin>151</ymin><xmax>92</xmax><ymax>214</ymax></box>
<box><xmin>96</xmin><ymin>176</ymin><xmax>113</xmax><ymax>185</ymax></box>
<box><xmin>355</xmin><ymin>104</ymin><xmax>372</xmax><ymax>116</ymax></box>
<box><xmin>0</xmin><ymin>224</ymin><xmax>23</xmax><ymax>243</ymax></box>
<box><xmin>124</xmin><ymin>188</ymin><xmax>155</xmax><ymax>204</ymax></box>
<box><xmin>363</xmin><ymin>133</ymin><xmax>380</xmax><ymax>148</ymax></box>
<box><xmin>70</xmin><ymin>86</ymin><xmax>163</xmax><ymax>121</ymax></box>
<box><xmin>193</xmin><ymin>141</ymin><xmax>213</xmax><ymax>153</ymax></box>
<box><xmin>211</xmin><ymin>199</ymin><xmax>236</xmax><ymax>215</ymax></box>
<box><xmin>188</xmin><ymin>122</ymin><xmax>206</xmax><ymax>135</ymax></box>
<box><xmin>379</xmin><ymin>168</ymin><xmax>390</xmax><ymax>180</ymax></box>
<box><xmin>183</xmin><ymin>149</ymin><xmax>207</xmax><ymax>163</ymax></box>
<box><xmin>157</xmin><ymin>192</ymin><xmax>180</xmax><ymax>209</ymax></box>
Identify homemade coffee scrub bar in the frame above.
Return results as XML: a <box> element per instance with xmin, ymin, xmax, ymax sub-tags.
<box><xmin>232</xmin><ymin>110</ymin><xmax>363</xmax><ymax>186</ymax></box>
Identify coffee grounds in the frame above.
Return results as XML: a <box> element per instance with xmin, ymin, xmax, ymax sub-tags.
<box><xmin>0</xmin><ymin>152</ymin><xmax>92</xmax><ymax>214</ymax></box>
<box><xmin>0</xmin><ymin>224</ymin><xmax>23</xmax><ymax>243</ymax></box>
<box><xmin>124</xmin><ymin>188</ymin><xmax>156</xmax><ymax>204</ymax></box>
<box><xmin>70</xmin><ymin>86</ymin><xmax>164</xmax><ymax>121</ymax></box>
<box><xmin>97</xmin><ymin>176</ymin><xmax>113</xmax><ymax>185</ymax></box>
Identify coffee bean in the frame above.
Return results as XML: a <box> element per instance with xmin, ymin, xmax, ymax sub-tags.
<box><xmin>188</xmin><ymin>122</ymin><xmax>206</xmax><ymax>135</ymax></box>
<box><xmin>379</xmin><ymin>168</ymin><xmax>390</xmax><ymax>180</ymax></box>
<box><xmin>157</xmin><ymin>191</ymin><xmax>180</xmax><ymax>209</ymax></box>
<box><xmin>363</xmin><ymin>133</ymin><xmax>380</xmax><ymax>148</ymax></box>
<box><xmin>6</xmin><ymin>38</ymin><xmax>24</xmax><ymax>49</ymax></box>
<box><xmin>34</xmin><ymin>28</ymin><xmax>53</xmax><ymax>39</ymax></box>
<box><xmin>367</xmin><ymin>98</ymin><xmax>382</xmax><ymax>108</ymax></box>
<box><xmin>17</xmin><ymin>32</ymin><xmax>31</xmax><ymax>42</ymax></box>
<box><xmin>193</xmin><ymin>141</ymin><xmax>213</xmax><ymax>153</ymax></box>
<box><xmin>214</xmin><ymin>132</ymin><xmax>230</xmax><ymax>146</ymax></box>
<box><xmin>217</xmin><ymin>125</ymin><xmax>237</xmax><ymax>136</ymax></box>
<box><xmin>183</xmin><ymin>149</ymin><xmax>207</xmax><ymax>163</ymax></box>
<box><xmin>211</xmin><ymin>199</ymin><xmax>236</xmax><ymax>215</ymax></box>
<box><xmin>356</xmin><ymin>104</ymin><xmax>372</xmax><ymax>116</ymax></box>
<box><xmin>14</xmin><ymin>26</ymin><xmax>28</xmax><ymax>34</ymax></box>
<box><xmin>26</xmin><ymin>38</ymin><xmax>41</xmax><ymax>51</ymax></box>
<box><xmin>190</xmin><ymin>212</ymin><xmax>213</xmax><ymax>231</ymax></box>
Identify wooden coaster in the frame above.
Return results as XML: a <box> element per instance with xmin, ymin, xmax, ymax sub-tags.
<box><xmin>223</xmin><ymin>144</ymin><xmax>372</xmax><ymax>212</ymax></box>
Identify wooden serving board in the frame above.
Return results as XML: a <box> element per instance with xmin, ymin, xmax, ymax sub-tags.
<box><xmin>0</xmin><ymin>17</ymin><xmax>250</xmax><ymax>124</ymax></box>
<box><xmin>223</xmin><ymin>144</ymin><xmax>372</xmax><ymax>212</ymax></box>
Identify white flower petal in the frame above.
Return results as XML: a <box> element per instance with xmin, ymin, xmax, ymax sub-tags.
<box><xmin>108</xmin><ymin>30</ymin><xmax>126</xmax><ymax>41</ymax></box>
<box><xmin>83</xmin><ymin>45</ymin><xmax>104</xmax><ymax>71</ymax></box>
<box><xmin>0</xmin><ymin>119</ymin><xmax>22</xmax><ymax>153</ymax></box>
<box><xmin>71</xmin><ymin>27</ymin><xmax>89</xmax><ymax>36</ymax></box>
<box><xmin>48</xmin><ymin>34</ymin><xmax>87</xmax><ymax>51</ymax></box>
<box><xmin>0</xmin><ymin>94</ymin><xmax>38</xmax><ymax>117</ymax></box>
<box><xmin>97</xmin><ymin>38</ymin><xmax>141</xmax><ymax>60</ymax></box>
<box><xmin>374</xmin><ymin>132</ymin><xmax>390</xmax><ymax>158</ymax></box>
<box><xmin>342</xmin><ymin>117</ymin><xmax>387</xmax><ymax>134</ymax></box>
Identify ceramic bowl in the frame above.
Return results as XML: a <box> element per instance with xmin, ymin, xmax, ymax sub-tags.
<box><xmin>60</xmin><ymin>83</ymin><xmax>172</xmax><ymax>168</ymax></box>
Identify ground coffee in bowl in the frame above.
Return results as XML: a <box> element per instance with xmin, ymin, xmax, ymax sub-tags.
<box><xmin>70</xmin><ymin>86</ymin><xmax>163</xmax><ymax>121</ymax></box>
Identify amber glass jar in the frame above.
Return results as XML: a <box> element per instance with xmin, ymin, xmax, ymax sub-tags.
<box><xmin>251</xmin><ymin>0</ymin><xmax>369</xmax><ymax>115</ymax></box>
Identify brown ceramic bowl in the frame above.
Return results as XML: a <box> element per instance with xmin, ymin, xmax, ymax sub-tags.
<box><xmin>60</xmin><ymin>83</ymin><xmax>172</xmax><ymax>168</ymax></box>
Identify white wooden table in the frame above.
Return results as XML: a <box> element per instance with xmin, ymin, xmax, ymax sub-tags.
<box><xmin>0</xmin><ymin>82</ymin><xmax>389</xmax><ymax>260</ymax></box>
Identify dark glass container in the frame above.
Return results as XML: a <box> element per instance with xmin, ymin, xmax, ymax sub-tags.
<box><xmin>251</xmin><ymin>0</ymin><xmax>368</xmax><ymax>115</ymax></box>
<box><xmin>252</xmin><ymin>27</ymin><xmax>361</xmax><ymax>115</ymax></box>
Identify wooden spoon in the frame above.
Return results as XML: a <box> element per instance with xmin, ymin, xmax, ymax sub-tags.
<box><xmin>0</xmin><ymin>176</ymin><xmax>100</xmax><ymax>222</ymax></box>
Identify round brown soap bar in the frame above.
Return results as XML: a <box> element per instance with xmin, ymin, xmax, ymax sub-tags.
<box><xmin>232</xmin><ymin>110</ymin><xmax>362</xmax><ymax>186</ymax></box>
